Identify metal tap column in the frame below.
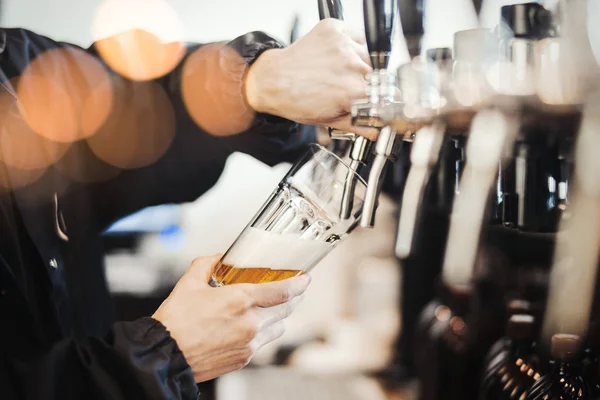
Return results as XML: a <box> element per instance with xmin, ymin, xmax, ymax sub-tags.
<box><xmin>358</xmin><ymin>0</ymin><xmax>397</xmax><ymax>227</ymax></box>
<box><xmin>318</xmin><ymin>0</ymin><xmax>373</xmax><ymax>220</ymax></box>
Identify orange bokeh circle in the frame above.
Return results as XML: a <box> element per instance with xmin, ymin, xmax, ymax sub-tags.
<box><xmin>181</xmin><ymin>43</ymin><xmax>255</xmax><ymax>136</ymax></box>
<box><xmin>92</xmin><ymin>0</ymin><xmax>186</xmax><ymax>81</ymax></box>
<box><xmin>17</xmin><ymin>47</ymin><xmax>114</xmax><ymax>143</ymax></box>
<box><xmin>87</xmin><ymin>78</ymin><xmax>176</xmax><ymax>169</ymax></box>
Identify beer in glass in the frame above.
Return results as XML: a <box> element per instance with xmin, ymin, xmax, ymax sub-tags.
<box><xmin>210</xmin><ymin>144</ymin><xmax>366</xmax><ymax>286</ymax></box>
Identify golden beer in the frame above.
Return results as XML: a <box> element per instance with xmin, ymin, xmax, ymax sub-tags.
<box><xmin>212</xmin><ymin>262</ymin><xmax>304</xmax><ymax>286</ymax></box>
<box><xmin>208</xmin><ymin>145</ymin><xmax>366</xmax><ymax>287</ymax></box>
<box><xmin>210</xmin><ymin>226</ymin><xmax>331</xmax><ymax>287</ymax></box>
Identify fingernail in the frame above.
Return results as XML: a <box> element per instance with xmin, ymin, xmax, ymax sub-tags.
<box><xmin>299</xmin><ymin>274</ymin><xmax>311</xmax><ymax>286</ymax></box>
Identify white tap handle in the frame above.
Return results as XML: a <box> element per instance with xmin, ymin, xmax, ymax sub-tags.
<box><xmin>395</xmin><ymin>121</ymin><xmax>445</xmax><ymax>258</ymax></box>
<box><xmin>442</xmin><ymin>109</ymin><xmax>518</xmax><ymax>287</ymax></box>
<box><xmin>543</xmin><ymin>98</ymin><xmax>600</xmax><ymax>340</ymax></box>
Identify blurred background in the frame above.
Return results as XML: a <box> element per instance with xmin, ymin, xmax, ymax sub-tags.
<box><xmin>1</xmin><ymin>1</ymin><xmax>405</xmax><ymax>398</ymax></box>
<box><xmin>4</xmin><ymin>1</ymin><xmax>593</xmax><ymax>399</ymax></box>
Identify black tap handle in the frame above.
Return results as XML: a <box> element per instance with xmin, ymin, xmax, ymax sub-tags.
<box><xmin>364</xmin><ymin>0</ymin><xmax>396</xmax><ymax>69</ymax></box>
<box><xmin>319</xmin><ymin>0</ymin><xmax>344</xmax><ymax>20</ymax></box>
<box><xmin>397</xmin><ymin>0</ymin><xmax>423</xmax><ymax>38</ymax></box>
<box><xmin>501</xmin><ymin>3</ymin><xmax>555</xmax><ymax>39</ymax></box>
<box><xmin>397</xmin><ymin>0</ymin><xmax>423</xmax><ymax>57</ymax></box>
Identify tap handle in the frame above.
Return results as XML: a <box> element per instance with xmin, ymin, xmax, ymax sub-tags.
<box><xmin>319</xmin><ymin>0</ymin><xmax>344</xmax><ymax>20</ymax></box>
<box><xmin>364</xmin><ymin>0</ymin><xmax>396</xmax><ymax>69</ymax></box>
<box><xmin>397</xmin><ymin>0</ymin><xmax>423</xmax><ymax>37</ymax></box>
<box><xmin>398</xmin><ymin>0</ymin><xmax>424</xmax><ymax>56</ymax></box>
<box><xmin>500</xmin><ymin>3</ymin><xmax>555</xmax><ymax>39</ymax></box>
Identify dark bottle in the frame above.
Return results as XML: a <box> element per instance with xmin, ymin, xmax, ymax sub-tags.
<box><xmin>414</xmin><ymin>283</ymin><xmax>477</xmax><ymax>400</ymax></box>
<box><xmin>483</xmin><ymin>300</ymin><xmax>533</xmax><ymax>369</ymax></box>
<box><xmin>383</xmin><ymin>136</ymin><xmax>460</xmax><ymax>386</ymax></box>
<box><xmin>526</xmin><ymin>334</ymin><xmax>591</xmax><ymax>400</ymax></box>
<box><xmin>480</xmin><ymin>314</ymin><xmax>541</xmax><ymax>400</ymax></box>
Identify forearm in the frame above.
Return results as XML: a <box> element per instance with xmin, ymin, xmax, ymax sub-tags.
<box><xmin>87</xmin><ymin>32</ymin><xmax>318</xmax><ymax>227</ymax></box>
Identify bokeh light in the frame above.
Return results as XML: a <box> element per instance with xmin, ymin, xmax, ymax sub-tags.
<box><xmin>92</xmin><ymin>0</ymin><xmax>186</xmax><ymax>81</ymax></box>
<box><xmin>535</xmin><ymin>38</ymin><xmax>583</xmax><ymax>106</ymax></box>
<box><xmin>159</xmin><ymin>225</ymin><xmax>186</xmax><ymax>252</ymax></box>
<box><xmin>87</xmin><ymin>78</ymin><xmax>176</xmax><ymax>169</ymax></box>
<box><xmin>0</xmin><ymin>163</ymin><xmax>45</xmax><ymax>191</ymax></box>
<box><xmin>0</xmin><ymin>80</ymin><xmax>69</xmax><ymax>171</ymax></box>
<box><xmin>17</xmin><ymin>47</ymin><xmax>114</xmax><ymax>143</ymax></box>
<box><xmin>588</xmin><ymin>0</ymin><xmax>600</xmax><ymax>67</ymax></box>
<box><xmin>181</xmin><ymin>43</ymin><xmax>255</xmax><ymax>136</ymax></box>
<box><xmin>485</xmin><ymin>60</ymin><xmax>536</xmax><ymax>97</ymax></box>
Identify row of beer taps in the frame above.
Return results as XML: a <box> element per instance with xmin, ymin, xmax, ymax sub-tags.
<box><xmin>321</xmin><ymin>0</ymin><xmax>600</xmax><ymax>351</ymax></box>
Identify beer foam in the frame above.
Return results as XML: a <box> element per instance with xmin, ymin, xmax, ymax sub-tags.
<box><xmin>223</xmin><ymin>227</ymin><xmax>333</xmax><ymax>271</ymax></box>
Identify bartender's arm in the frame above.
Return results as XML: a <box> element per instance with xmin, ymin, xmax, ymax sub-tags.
<box><xmin>0</xmin><ymin>19</ymin><xmax>371</xmax><ymax>400</ymax></box>
<box><xmin>37</xmin><ymin>19</ymin><xmax>376</xmax><ymax>226</ymax></box>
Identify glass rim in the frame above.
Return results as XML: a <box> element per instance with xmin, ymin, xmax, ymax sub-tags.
<box><xmin>308</xmin><ymin>143</ymin><xmax>368</xmax><ymax>189</ymax></box>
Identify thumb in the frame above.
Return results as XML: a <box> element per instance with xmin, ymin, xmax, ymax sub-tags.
<box><xmin>186</xmin><ymin>254</ymin><xmax>222</xmax><ymax>285</ymax></box>
<box><xmin>326</xmin><ymin>117</ymin><xmax>379</xmax><ymax>141</ymax></box>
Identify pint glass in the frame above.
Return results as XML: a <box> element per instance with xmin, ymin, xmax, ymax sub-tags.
<box><xmin>210</xmin><ymin>144</ymin><xmax>367</xmax><ymax>286</ymax></box>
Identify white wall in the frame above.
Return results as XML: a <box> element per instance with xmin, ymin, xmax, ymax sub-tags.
<box><xmin>1</xmin><ymin>0</ymin><xmax>321</xmax><ymax>46</ymax></box>
<box><xmin>1</xmin><ymin>0</ymin><xmax>411</xmax><ymax>62</ymax></box>
<box><xmin>2</xmin><ymin>0</ymin><xmax>490</xmax><ymax>68</ymax></box>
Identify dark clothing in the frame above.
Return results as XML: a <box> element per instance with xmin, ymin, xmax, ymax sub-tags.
<box><xmin>0</xmin><ymin>28</ymin><xmax>313</xmax><ymax>399</ymax></box>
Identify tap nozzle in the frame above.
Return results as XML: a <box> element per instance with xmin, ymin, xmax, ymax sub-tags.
<box><xmin>360</xmin><ymin>126</ymin><xmax>398</xmax><ymax>227</ymax></box>
<box><xmin>330</xmin><ymin>130</ymin><xmax>373</xmax><ymax>219</ymax></box>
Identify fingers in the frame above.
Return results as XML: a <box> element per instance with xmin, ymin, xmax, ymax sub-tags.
<box><xmin>321</xmin><ymin>19</ymin><xmax>366</xmax><ymax>45</ymax></box>
<box><xmin>194</xmin><ymin>320</ymin><xmax>287</xmax><ymax>383</ymax></box>
<box><xmin>242</xmin><ymin>274</ymin><xmax>311</xmax><ymax>308</ymax></box>
<box><xmin>248</xmin><ymin>295</ymin><xmax>303</xmax><ymax>331</ymax></box>
<box><xmin>249</xmin><ymin>321</ymin><xmax>286</xmax><ymax>352</ymax></box>
<box><xmin>187</xmin><ymin>254</ymin><xmax>222</xmax><ymax>285</ymax></box>
<box><xmin>326</xmin><ymin>117</ymin><xmax>380</xmax><ymax>140</ymax></box>
<box><xmin>318</xmin><ymin>19</ymin><xmax>368</xmax><ymax>55</ymax></box>
<box><xmin>350</xmin><ymin>41</ymin><xmax>372</xmax><ymax>72</ymax></box>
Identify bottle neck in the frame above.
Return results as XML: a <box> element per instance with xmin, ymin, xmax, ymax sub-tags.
<box><xmin>551</xmin><ymin>357</ymin><xmax>585</xmax><ymax>376</ymax></box>
<box><xmin>510</xmin><ymin>338</ymin><xmax>535</xmax><ymax>358</ymax></box>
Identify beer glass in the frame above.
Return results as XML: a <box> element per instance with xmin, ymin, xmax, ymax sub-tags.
<box><xmin>210</xmin><ymin>144</ymin><xmax>367</xmax><ymax>286</ymax></box>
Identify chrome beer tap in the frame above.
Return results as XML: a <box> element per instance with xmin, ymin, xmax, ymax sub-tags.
<box><xmin>317</xmin><ymin>0</ymin><xmax>374</xmax><ymax>220</ymax></box>
<box><xmin>352</xmin><ymin>0</ymin><xmax>399</xmax><ymax>227</ymax></box>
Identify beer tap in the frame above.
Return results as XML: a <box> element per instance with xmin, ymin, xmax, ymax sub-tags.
<box><xmin>352</xmin><ymin>0</ymin><xmax>398</xmax><ymax>227</ymax></box>
<box><xmin>542</xmin><ymin>98</ymin><xmax>600</xmax><ymax>343</ymax></box>
<box><xmin>394</xmin><ymin>1</ymin><xmax>482</xmax><ymax>258</ymax></box>
<box><xmin>317</xmin><ymin>0</ymin><xmax>374</xmax><ymax>220</ymax></box>
<box><xmin>318</xmin><ymin>0</ymin><xmax>344</xmax><ymax>19</ymax></box>
<box><xmin>524</xmin><ymin>98</ymin><xmax>600</xmax><ymax>400</ymax></box>
<box><xmin>398</xmin><ymin>0</ymin><xmax>424</xmax><ymax>58</ymax></box>
<box><xmin>442</xmin><ymin>109</ymin><xmax>518</xmax><ymax>288</ymax></box>
<box><xmin>495</xmin><ymin>2</ymin><xmax>578</xmax><ymax>233</ymax></box>
<box><xmin>395</xmin><ymin>121</ymin><xmax>444</xmax><ymax>258</ymax></box>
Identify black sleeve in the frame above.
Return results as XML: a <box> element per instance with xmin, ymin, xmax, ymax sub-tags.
<box><xmin>2</xmin><ymin>318</ymin><xmax>198</xmax><ymax>400</ymax></box>
<box><xmin>0</xmin><ymin>28</ymin><xmax>316</xmax><ymax>230</ymax></box>
<box><xmin>86</xmin><ymin>31</ymin><xmax>316</xmax><ymax>228</ymax></box>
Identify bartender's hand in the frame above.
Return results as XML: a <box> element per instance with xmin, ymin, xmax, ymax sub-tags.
<box><xmin>245</xmin><ymin>19</ymin><xmax>378</xmax><ymax>140</ymax></box>
<box><xmin>152</xmin><ymin>255</ymin><xmax>310</xmax><ymax>383</ymax></box>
